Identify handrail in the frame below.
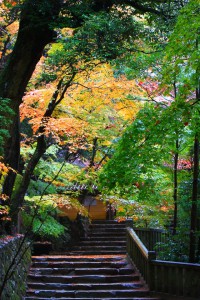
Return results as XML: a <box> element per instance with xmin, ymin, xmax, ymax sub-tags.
<box><xmin>126</xmin><ymin>227</ymin><xmax>156</xmax><ymax>286</ymax></box>
<box><xmin>133</xmin><ymin>227</ymin><xmax>168</xmax><ymax>251</ymax></box>
<box><xmin>126</xmin><ymin>227</ymin><xmax>200</xmax><ymax>298</ymax></box>
<box><xmin>127</xmin><ymin>227</ymin><xmax>149</xmax><ymax>258</ymax></box>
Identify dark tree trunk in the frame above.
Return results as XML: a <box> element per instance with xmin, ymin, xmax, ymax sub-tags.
<box><xmin>89</xmin><ymin>137</ymin><xmax>98</xmax><ymax>167</ymax></box>
<box><xmin>0</xmin><ymin>0</ymin><xmax>62</xmax><ymax>108</ymax></box>
<box><xmin>171</xmin><ymin>82</ymin><xmax>179</xmax><ymax>235</ymax></box>
<box><xmin>189</xmin><ymin>58</ymin><xmax>200</xmax><ymax>262</ymax></box>
<box><xmin>0</xmin><ymin>0</ymin><xmax>171</xmax><ymax>228</ymax></box>
<box><xmin>10</xmin><ymin>75</ymin><xmax>76</xmax><ymax>225</ymax></box>
<box><xmin>0</xmin><ymin>0</ymin><xmax>62</xmax><ymax>196</ymax></box>
<box><xmin>189</xmin><ymin>136</ymin><xmax>199</xmax><ymax>262</ymax></box>
<box><xmin>172</xmin><ymin>139</ymin><xmax>179</xmax><ymax>235</ymax></box>
<box><xmin>10</xmin><ymin>134</ymin><xmax>47</xmax><ymax>224</ymax></box>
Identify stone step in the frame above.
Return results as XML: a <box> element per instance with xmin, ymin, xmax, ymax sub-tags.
<box><xmin>32</xmin><ymin>255</ymin><xmax>126</xmax><ymax>262</ymax></box>
<box><xmin>88</xmin><ymin>235</ymin><xmax>126</xmax><ymax>239</ymax></box>
<box><xmin>90</xmin><ymin>232</ymin><xmax>126</xmax><ymax>241</ymax></box>
<box><xmin>31</xmin><ymin>260</ymin><xmax>130</xmax><ymax>268</ymax></box>
<box><xmin>29</xmin><ymin>267</ymin><xmax>134</xmax><ymax>276</ymax></box>
<box><xmin>89</xmin><ymin>223</ymin><xmax>127</xmax><ymax>231</ymax></box>
<box><xmin>90</xmin><ymin>227</ymin><xmax>127</xmax><ymax>231</ymax></box>
<box><xmin>90</xmin><ymin>224</ymin><xmax>127</xmax><ymax>229</ymax></box>
<box><xmin>27</xmin><ymin>281</ymin><xmax>143</xmax><ymax>290</ymax></box>
<box><xmin>25</xmin><ymin>221</ymin><xmax>159</xmax><ymax>300</ymax></box>
<box><xmin>76</xmin><ymin>240</ymin><xmax>126</xmax><ymax>246</ymax></box>
<box><xmin>26</xmin><ymin>288</ymin><xmax>150</xmax><ymax>298</ymax></box>
<box><xmin>24</xmin><ymin>296</ymin><xmax>161</xmax><ymax>300</ymax></box>
<box><xmin>82</xmin><ymin>236</ymin><xmax>126</xmax><ymax>241</ymax></box>
<box><xmin>28</xmin><ymin>274</ymin><xmax>140</xmax><ymax>283</ymax></box>
<box><xmin>92</xmin><ymin>220</ymin><xmax>127</xmax><ymax>224</ymax></box>
<box><xmin>58</xmin><ymin>250</ymin><xmax>126</xmax><ymax>255</ymax></box>
<box><xmin>69</xmin><ymin>246</ymin><xmax>126</xmax><ymax>251</ymax></box>
<box><xmin>89</xmin><ymin>228</ymin><xmax>126</xmax><ymax>237</ymax></box>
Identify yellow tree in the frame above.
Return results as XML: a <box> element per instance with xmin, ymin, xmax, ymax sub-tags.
<box><xmin>21</xmin><ymin>62</ymin><xmax>141</xmax><ymax>169</ymax></box>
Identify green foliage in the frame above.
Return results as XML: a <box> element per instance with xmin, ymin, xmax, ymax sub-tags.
<box><xmin>32</xmin><ymin>215</ymin><xmax>65</xmax><ymax>239</ymax></box>
<box><xmin>103</xmin><ymin>195</ymin><xmax>171</xmax><ymax>229</ymax></box>
<box><xmin>163</xmin><ymin>0</ymin><xmax>200</xmax><ymax>94</ymax></box>
<box><xmin>33</xmin><ymin>160</ymin><xmax>82</xmax><ymax>188</ymax></box>
<box><xmin>99</xmin><ymin>102</ymin><xmax>188</xmax><ymax>196</ymax></box>
<box><xmin>22</xmin><ymin>196</ymin><xmax>66</xmax><ymax>240</ymax></box>
<box><xmin>38</xmin><ymin>9</ymin><xmax>144</xmax><ymax>85</ymax></box>
<box><xmin>98</xmin><ymin>1</ymin><xmax>199</xmax><ymax>259</ymax></box>
<box><xmin>27</xmin><ymin>180</ymin><xmax>57</xmax><ymax>197</ymax></box>
<box><xmin>99</xmin><ymin>97</ymin><xmax>197</xmax><ymax>236</ymax></box>
<box><xmin>75</xmin><ymin>10</ymin><xmax>142</xmax><ymax>60</ymax></box>
<box><xmin>0</xmin><ymin>98</ymin><xmax>14</xmax><ymax>156</ymax></box>
<box><xmin>112</xmin><ymin>0</ymin><xmax>184</xmax><ymax>81</ymax></box>
<box><xmin>156</xmin><ymin>228</ymin><xmax>190</xmax><ymax>262</ymax></box>
<box><xmin>20</xmin><ymin>144</ymin><xmax>83</xmax><ymax>195</ymax></box>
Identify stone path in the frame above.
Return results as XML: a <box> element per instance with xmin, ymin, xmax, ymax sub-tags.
<box><xmin>24</xmin><ymin>220</ymin><xmax>162</xmax><ymax>300</ymax></box>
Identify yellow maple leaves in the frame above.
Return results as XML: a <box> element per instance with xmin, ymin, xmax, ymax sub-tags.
<box><xmin>20</xmin><ymin>61</ymin><xmax>142</xmax><ymax>155</ymax></box>
<box><xmin>0</xmin><ymin>161</ymin><xmax>9</xmax><ymax>176</ymax></box>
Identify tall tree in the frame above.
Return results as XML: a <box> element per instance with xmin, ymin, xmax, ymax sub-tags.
<box><xmin>163</xmin><ymin>0</ymin><xmax>200</xmax><ymax>261</ymax></box>
<box><xmin>0</xmin><ymin>0</ymin><xmax>180</xmax><ymax>162</ymax></box>
<box><xmin>0</xmin><ymin>0</ymin><xmax>186</xmax><ymax>228</ymax></box>
<box><xmin>0</xmin><ymin>0</ymin><xmax>62</xmax><ymax>199</ymax></box>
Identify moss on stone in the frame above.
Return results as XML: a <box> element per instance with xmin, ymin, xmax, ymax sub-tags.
<box><xmin>0</xmin><ymin>235</ymin><xmax>31</xmax><ymax>300</ymax></box>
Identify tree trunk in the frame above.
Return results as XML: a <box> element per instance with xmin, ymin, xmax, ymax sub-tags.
<box><xmin>0</xmin><ymin>0</ymin><xmax>62</xmax><ymax>195</ymax></box>
<box><xmin>89</xmin><ymin>137</ymin><xmax>98</xmax><ymax>167</ymax></box>
<box><xmin>172</xmin><ymin>139</ymin><xmax>179</xmax><ymax>235</ymax></box>
<box><xmin>10</xmin><ymin>75</ymin><xmax>76</xmax><ymax>225</ymax></box>
<box><xmin>189</xmin><ymin>136</ymin><xmax>199</xmax><ymax>262</ymax></box>
<box><xmin>10</xmin><ymin>134</ymin><xmax>47</xmax><ymax>225</ymax></box>
<box><xmin>2</xmin><ymin>112</ymin><xmax>20</xmax><ymax>200</ymax></box>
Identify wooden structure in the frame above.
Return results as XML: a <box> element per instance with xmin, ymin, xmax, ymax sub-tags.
<box><xmin>58</xmin><ymin>184</ymin><xmax>107</xmax><ymax>221</ymax></box>
<box><xmin>58</xmin><ymin>197</ymin><xmax>107</xmax><ymax>221</ymax></box>
<box><xmin>127</xmin><ymin>227</ymin><xmax>200</xmax><ymax>298</ymax></box>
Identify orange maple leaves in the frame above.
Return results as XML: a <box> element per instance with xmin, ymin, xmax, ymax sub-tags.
<box><xmin>20</xmin><ymin>63</ymin><xmax>142</xmax><ymax>153</ymax></box>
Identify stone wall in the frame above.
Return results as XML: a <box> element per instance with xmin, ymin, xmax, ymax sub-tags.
<box><xmin>0</xmin><ymin>235</ymin><xmax>31</xmax><ymax>300</ymax></box>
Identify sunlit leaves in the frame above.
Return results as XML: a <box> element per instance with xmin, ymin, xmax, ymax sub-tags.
<box><xmin>21</xmin><ymin>61</ymin><xmax>141</xmax><ymax>162</ymax></box>
<box><xmin>22</xmin><ymin>193</ymin><xmax>88</xmax><ymax>239</ymax></box>
<box><xmin>0</xmin><ymin>160</ymin><xmax>9</xmax><ymax>178</ymax></box>
<box><xmin>163</xmin><ymin>0</ymin><xmax>200</xmax><ymax>95</ymax></box>
<box><xmin>99</xmin><ymin>100</ymin><xmax>193</xmax><ymax>205</ymax></box>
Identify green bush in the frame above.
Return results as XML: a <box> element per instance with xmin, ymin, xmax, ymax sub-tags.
<box><xmin>22</xmin><ymin>196</ymin><xmax>67</xmax><ymax>242</ymax></box>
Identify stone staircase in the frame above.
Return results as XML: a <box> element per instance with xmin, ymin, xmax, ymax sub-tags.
<box><xmin>24</xmin><ymin>220</ymin><xmax>161</xmax><ymax>300</ymax></box>
<box><xmin>68</xmin><ymin>220</ymin><xmax>127</xmax><ymax>255</ymax></box>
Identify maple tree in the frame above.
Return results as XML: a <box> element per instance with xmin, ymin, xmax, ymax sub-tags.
<box><xmin>2</xmin><ymin>4</ymin><xmax>147</xmax><ymax>226</ymax></box>
<box><xmin>15</xmin><ymin>61</ymin><xmax>141</xmax><ymax>222</ymax></box>
<box><xmin>99</xmin><ymin>0</ymin><xmax>200</xmax><ymax>262</ymax></box>
<box><xmin>162</xmin><ymin>0</ymin><xmax>200</xmax><ymax>262</ymax></box>
<box><xmin>0</xmin><ymin>3</ymin><xmax>143</xmax><ymax>211</ymax></box>
<box><xmin>0</xmin><ymin>0</ymin><xmax>182</xmax><ymax>169</ymax></box>
<box><xmin>1</xmin><ymin>1</ymin><xmax>197</xmax><ymax>258</ymax></box>
<box><xmin>1</xmin><ymin>2</ymin><xmax>199</xmax><ymax>298</ymax></box>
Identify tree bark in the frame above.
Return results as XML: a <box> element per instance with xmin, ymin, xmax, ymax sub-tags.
<box><xmin>189</xmin><ymin>136</ymin><xmax>199</xmax><ymax>262</ymax></box>
<box><xmin>0</xmin><ymin>0</ymin><xmax>173</xmax><ymax>165</ymax></box>
<box><xmin>172</xmin><ymin>139</ymin><xmax>179</xmax><ymax>235</ymax></box>
<box><xmin>0</xmin><ymin>0</ymin><xmax>172</xmax><ymax>225</ymax></box>
<box><xmin>2</xmin><ymin>112</ymin><xmax>20</xmax><ymax>200</ymax></box>
<box><xmin>10</xmin><ymin>75</ymin><xmax>76</xmax><ymax>224</ymax></box>
<box><xmin>0</xmin><ymin>0</ymin><xmax>62</xmax><ymax>195</ymax></box>
<box><xmin>89</xmin><ymin>137</ymin><xmax>98</xmax><ymax>167</ymax></box>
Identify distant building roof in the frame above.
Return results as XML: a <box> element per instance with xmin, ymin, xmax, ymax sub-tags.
<box><xmin>65</xmin><ymin>183</ymin><xmax>98</xmax><ymax>192</ymax></box>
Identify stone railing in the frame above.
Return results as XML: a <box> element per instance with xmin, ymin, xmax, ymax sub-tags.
<box><xmin>0</xmin><ymin>235</ymin><xmax>31</xmax><ymax>300</ymax></box>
